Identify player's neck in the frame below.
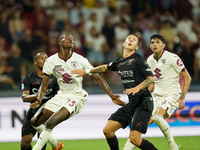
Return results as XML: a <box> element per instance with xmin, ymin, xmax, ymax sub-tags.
<box><xmin>154</xmin><ymin>50</ymin><xmax>164</xmax><ymax>59</ymax></box>
<box><xmin>59</xmin><ymin>49</ymin><xmax>72</xmax><ymax>59</ymax></box>
<box><xmin>36</xmin><ymin>68</ymin><xmax>43</xmax><ymax>78</ymax></box>
<box><xmin>123</xmin><ymin>48</ymin><xmax>135</xmax><ymax>58</ymax></box>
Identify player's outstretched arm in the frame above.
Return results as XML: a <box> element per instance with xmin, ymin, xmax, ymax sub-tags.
<box><xmin>30</xmin><ymin>75</ymin><xmax>50</xmax><ymax>108</ymax></box>
<box><xmin>124</xmin><ymin>76</ymin><xmax>154</xmax><ymax>95</ymax></box>
<box><xmin>92</xmin><ymin>73</ymin><xmax>126</xmax><ymax>106</ymax></box>
<box><xmin>176</xmin><ymin>68</ymin><xmax>191</xmax><ymax>110</ymax></box>
<box><xmin>71</xmin><ymin>64</ymin><xmax>108</xmax><ymax>77</ymax></box>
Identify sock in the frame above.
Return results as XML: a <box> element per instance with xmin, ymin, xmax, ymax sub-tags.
<box><xmin>21</xmin><ymin>145</ymin><xmax>32</xmax><ymax>150</ymax></box>
<box><xmin>33</xmin><ymin>124</ymin><xmax>58</xmax><ymax>148</ymax></box>
<box><xmin>152</xmin><ymin>114</ymin><xmax>175</xmax><ymax>145</ymax></box>
<box><xmin>139</xmin><ymin>139</ymin><xmax>158</xmax><ymax>150</ymax></box>
<box><xmin>106</xmin><ymin>135</ymin><xmax>119</xmax><ymax>150</ymax></box>
<box><xmin>37</xmin><ymin>133</ymin><xmax>47</xmax><ymax>150</ymax></box>
<box><xmin>123</xmin><ymin>138</ymin><xmax>136</xmax><ymax>150</ymax></box>
<box><xmin>33</xmin><ymin>128</ymin><xmax>52</xmax><ymax>150</ymax></box>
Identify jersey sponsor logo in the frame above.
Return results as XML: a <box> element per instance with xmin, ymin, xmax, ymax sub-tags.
<box><xmin>122</xmin><ymin>79</ymin><xmax>135</xmax><ymax>83</ymax></box>
<box><xmin>118</xmin><ymin>70</ymin><xmax>133</xmax><ymax>77</ymax></box>
<box><xmin>154</xmin><ymin>68</ymin><xmax>163</xmax><ymax>80</ymax></box>
<box><xmin>54</xmin><ymin>65</ymin><xmax>64</xmax><ymax>72</ymax></box>
<box><xmin>71</xmin><ymin>61</ymin><xmax>78</xmax><ymax>69</ymax></box>
<box><xmin>31</xmin><ymin>82</ymin><xmax>39</xmax><ymax>84</ymax></box>
<box><xmin>62</xmin><ymin>73</ymin><xmax>74</xmax><ymax>84</ymax></box>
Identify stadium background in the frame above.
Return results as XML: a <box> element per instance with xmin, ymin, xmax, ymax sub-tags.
<box><xmin>0</xmin><ymin>0</ymin><xmax>200</xmax><ymax>148</ymax></box>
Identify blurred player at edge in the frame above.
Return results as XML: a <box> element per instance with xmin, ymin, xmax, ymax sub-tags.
<box><xmin>29</xmin><ymin>33</ymin><xmax>125</xmax><ymax>150</ymax></box>
<box><xmin>21</xmin><ymin>51</ymin><xmax>60</xmax><ymax>150</ymax></box>
<box><xmin>123</xmin><ymin>34</ymin><xmax>191</xmax><ymax>150</ymax></box>
<box><xmin>72</xmin><ymin>34</ymin><xmax>158</xmax><ymax>150</ymax></box>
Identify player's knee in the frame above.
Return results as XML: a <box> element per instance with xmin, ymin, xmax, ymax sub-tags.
<box><xmin>129</xmin><ymin>135</ymin><xmax>140</xmax><ymax>147</ymax></box>
<box><xmin>21</xmin><ymin>137</ymin><xmax>32</xmax><ymax>149</ymax></box>
<box><xmin>103</xmin><ymin>126</ymin><xmax>112</xmax><ymax>138</ymax></box>
<box><xmin>45</xmin><ymin>118</ymin><xmax>55</xmax><ymax>129</ymax></box>
<box><xmin>152</xmin><ymin>114</ymin><xmax>163</xmax><ymax>124</ymax></box>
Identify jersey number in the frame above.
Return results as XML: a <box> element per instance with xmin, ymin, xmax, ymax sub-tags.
<box><xmin>66</xmin><ymin>99</ymin><xmax>76</xmax><ymax>106</ymax></box>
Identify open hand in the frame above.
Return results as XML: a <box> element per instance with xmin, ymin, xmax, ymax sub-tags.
<box><xmin>123</xmin><ymin>87</ymin><xmax>139</xmax><ymax>95</ymax></box>
<box><xmin>111</xmin><ymin>95</ymin><xmax>126</xmax><ymax>106</ymax></box>
<box><xmin>71</xmin><ymin>69</ymin><xmax>86</xmax><ymax>77</ymax></box>
<box><xmin>175</xmin><ymin>99</ymin><xmax>185</xmax><ymax>110</ymax></box>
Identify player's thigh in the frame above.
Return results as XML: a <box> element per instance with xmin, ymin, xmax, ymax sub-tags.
<box><xmin>31</xmin><ymin>108</ymin><xmax>54</xmax><ymax>126</ymax></box>
<box><xmin>154</xmin><ymin>94</ymin><xmax>180</xmax><ymax>118</ymax></box>
<box><xmin>46</xmin><ymin>106</ymin><xmax>71</xmax><ymax>128</ymax></box>
<box><xmin>104</xmin><ymin>120</ymin><xmax>122</xmax><ymax>132</ymax></box>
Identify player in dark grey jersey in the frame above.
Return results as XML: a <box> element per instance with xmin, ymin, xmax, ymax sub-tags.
<box><xmin>20</xmin><ymin>51</ymin><xmax>59</xmax><ymax>150</ymax></box>
<box><xmin>72</xmin><ymin>34</ymin><xmax>158</xmax><ymax>150</ymax></box>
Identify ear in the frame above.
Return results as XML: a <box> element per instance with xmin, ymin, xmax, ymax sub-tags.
<box><xmin>163</xmin><ymin>43</ymin><xmax>166</xmax><ymax>48</ymax></box>
<box><xmin>136</xmin><ymin>45</ymin><xmax>139</xmax><ymax>50</ymax></box>
<box><xmin>34</xmin><ymin>60</ymin><xmax>37</xmax><ymax>66</ymax></box>
<box><xmin>123</xmin><ymin>42</ymin><xmax>125</xmax><ymax>46</ymax></box>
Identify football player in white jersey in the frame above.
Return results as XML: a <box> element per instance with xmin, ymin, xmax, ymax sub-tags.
<box><xmin>123</xmin><ymin>34</ymin><xmax>191</xmax><ymax>150</ymax></box>
<box><xmin>30</xmin><ymin>33</ymin><xmax>125</xmax><ymax>150</ymax></box>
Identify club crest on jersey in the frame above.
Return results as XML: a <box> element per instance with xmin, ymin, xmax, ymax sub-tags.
<box><xmin>161</xmin><ymin>59</ymin><xmax>166</xmax><ymax>64</ymax></box>
<box><xmin>128</xmin><ymin>59</ymin><xmax>135</xmax><ymax>65</ymax></box>
<box><xmin>71</xmin><ymin>61</ymin><xmax>78</xmax><ymax>68</ymax></box>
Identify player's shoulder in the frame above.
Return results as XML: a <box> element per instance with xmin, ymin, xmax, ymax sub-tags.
<box><xmin>72</xmin><ymin>52</ymin><xmax>85</xmax><ymax>59</ymax></box>
<box><xmin>47</xmin><ymin>53</ymin><xmax>59</xmax><ymax>61</ymax></box>
<box><xmin>163</xmin><ymin>50</ymin><xmax>179</xmax><ymax>59</ymax></box>
<box><xmin>22</xmin><ymin>70</ymin><xmax>36</xmax><ymax>81</ymax></box>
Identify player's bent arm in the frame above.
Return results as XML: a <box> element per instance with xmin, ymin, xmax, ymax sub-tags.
<box><xmin>22</xmin><ymin>91</ymin><xmax>38</xmax><ymax>102</ymax></box>
<box><xmin>138</xmin><ymin>76</ymin><xmax>154</xmax><ymax>91</ymax></box>
<box><xmin>37</xmin><ymin>74</ymin><xmax>50</xmax><ymax>103</ymax></box>
<box><xmin>124</xmin><ymin>76</ymin><xmax>154</xmax><ymax>95</ymax></box>
<box><xmin>179</xmin><ymin>68</ymin><xmax>191</xmax><ymax>101</ymax></box>
<box><xmin>148</xmin><ymin>82</ymin><xmax>155</xmax><ymax>92</ymax></box>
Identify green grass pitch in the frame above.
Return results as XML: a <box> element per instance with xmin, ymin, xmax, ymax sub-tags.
<box><xmin>0</xmin><ymin>136</ymin><xmax>199</xmax><ymax>150</ymax></box>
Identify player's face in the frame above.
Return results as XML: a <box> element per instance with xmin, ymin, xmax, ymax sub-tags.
<box><xmin>35</xmin><ymin>52</ymin><xmax>48</xmax><ymax>69</ymax></box>
<box><xmin>59</xmin><ymin>33</ymin><xmax>74</xmax><ymax>49</ymax></box>
<box><xmin>123</xmin><ymin>35</ymin><xmax>139</xmax><ymax>50</ymax></box>
<box><xmin>150</xmin><ymin>38</ymin><xmax>165</xmax><ymax>53</ymax></box>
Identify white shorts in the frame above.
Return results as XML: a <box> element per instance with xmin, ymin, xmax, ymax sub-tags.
<box><xmin>153</xmin><ymin>93</ymin><xmax>181</xmax><ymax>117</ymax></box>
<box><xmin>44</xmin><ymin>91</ymin><xmax>87</xmax><ymax>118</ymax></box>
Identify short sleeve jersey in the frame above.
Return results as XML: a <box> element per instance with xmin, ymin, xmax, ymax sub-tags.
<box><xmin>21</xmin><ymin>70</ymin><xmax>59</xmax><ymax>105</ymax></box>
<box><xmin>147</xmin><ymin>50</ymin><xmax>185</xmax><ymax>96</ymax></box>
<box><xmin>107</xmin><ymin>53</ymin><xmax>153</xmax><ymax>104</ymax></box>
<box><xmin>43</xmin><ymin>52</ymin><xmax>93</xmax><ymax>94</ymax></box>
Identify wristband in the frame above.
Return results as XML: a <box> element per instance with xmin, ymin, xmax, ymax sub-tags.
<box><xmin>85</xmin><ymin>69</ymin><xmax>91</xmax><ymax>74</ymax></box>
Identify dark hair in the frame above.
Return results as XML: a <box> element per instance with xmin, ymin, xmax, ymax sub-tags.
<box><xmin>150</xmin><ymin>34</ymin><xmax>165</xmax><ymax>43</ymax></box>
<box><xmin>33</xmin><ymin>51</ymin><xmax>46</xmax><ymax>60</ymax></box>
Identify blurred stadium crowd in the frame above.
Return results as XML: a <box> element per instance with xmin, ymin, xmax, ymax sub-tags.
<box><xmin>0</xmin><ymin>0</ymin><xmax>200</xmax><ymax>91</ymax></box>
